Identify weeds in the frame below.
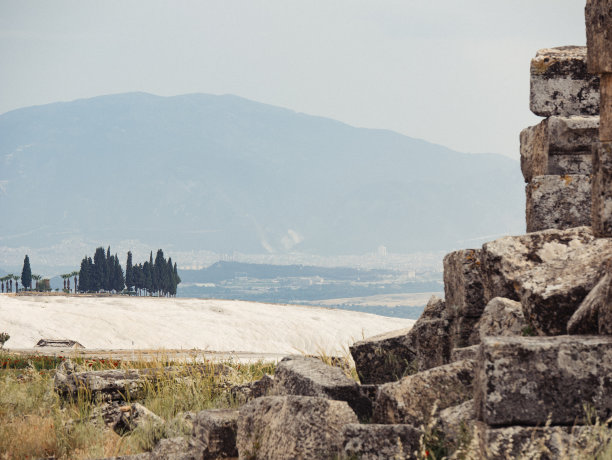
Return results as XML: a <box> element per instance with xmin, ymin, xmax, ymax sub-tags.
<box><xmin>0</xmin><ymin>350</ymin><xmax>275</xmax><ymax>459</ymax></box>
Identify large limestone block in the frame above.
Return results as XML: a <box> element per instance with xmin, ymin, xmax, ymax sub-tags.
<box><xmin>601</xmin><ymin>74</ymin><xmax>612</xmax><ymax>141</ymax></box>
<box><xmin>236</xmin><ymin>395</ymin><xmax>357</xmax><ymax>460</ymax></box>
<box><xmin>474</xmin><ymin>336</ymin><xmax>612</xmax><ymax>426</ymax></box>
<box><xmin>475</xmin><ymin>297</ymin><xmax>528</xmax><ymax>341</ymax></box>
<box><xmin>519</xmin><ymin>116</ymin><xmax>598</xmax><ymax>182</ymax></box>
<box><xmin>530</xmin><ymin>46</ymin><xmax>600</xmax><ymax>117</ymax></box>
<box><xmin>372</xmin><ymin>359</ymin><xmax>474</xmax><ymax>426</ymax></box>
<box><xmin>349</xmin><ymin>327</ymin><xmax>415</xmax><ymax>385</ymax></box>
<box><xmin>526</xmin><ymin>174</ymin><xmax>591</xmax><ymax>233</ymax></box>
<box><xmin>592</xmin><ymin>141</ymin><xmax>612</xmax><ymax>236</ymax></box>
<box><xmin>342</xmin><ymin>424</ymin><xmax>421</xmax><ymax>460</ymax></box>
<box><xmin>272</xmin><ymin>355</ymin><xmax>372</xmax><ymax>420</ymax></box>
<box><xmin>586</xmin><ymin>0</ymin><xmax>612</xmax><ymax>74</ymax></box>
<box><xmin>449</xmin><ymin>315</ymin><xmax>480</xmax><ymax>349</ymax></box>
<box><xmin>481</xmin><ymin>226</ymin><xmax>612</xmax><ymax>334</ymax></box>
<box><xmin>190</xmin><ymin>409</ymin><xmax>238</xmax><ymax>459</ymax></box>
<box><xmin>444</xmin><ymin>249</ymin><xmax>485</xmax><ymax>318</ymax></box>
<box><xmin>410</xmin><ymin>317</ymin><xmax>451</xmax><ymax>372</ymax></box>
<box><xmin>438</xmin><ymin>400</ymin><xmax>475</xmax><ymax>447</ymax></box>
<box><xmin>450</xmin><ymin>345</ymin><xmax>479</xmax><ymax>362</ymax></box>
<box><xmin>474</xmin><ymin>422</ymin><xmax>605</xmax><ymax>460</ymax></box>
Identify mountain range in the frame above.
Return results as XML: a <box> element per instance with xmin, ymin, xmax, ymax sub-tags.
<box><xmin>0</xmin><ymin>92</ymin><xmax>524</xmax><ymax>258</ymax></box>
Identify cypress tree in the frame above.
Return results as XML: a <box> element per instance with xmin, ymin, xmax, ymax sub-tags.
<box><xmin>114</xmin><ymin>254</ymin><xmax>124</xmax><ymax>292</ymax></box>
<box><xmin>93</xmin><ymin>247</ymin><xmax>105</xmax><ymax>292</ymax></box>
<box><xmin>79</xmin><ymin>257</ymin><xmax>89</xmax><ymax>292</ymax></box>
<box><xmin>21</xmin><ymin>255</ymin><xmax>32</xmax><ymax>290</ymax></box>
<box><xmin>168</xmin><ymin>258</ymin><xmax>177</xmax><ymax>296</ymax></box>
<box><xmin>125</xmin><ymin>251</ymin><xmax>134</xmax><ymax>292</ymax></box>
<box><xmin>143</xmin><ymin>261</ymin><xmax>152</xmax><ymax>296</ymax></box>
<box><xmin>154</xmin><ymin>249</ymin><xmax>166</xmax><ymax>296</ymax></box>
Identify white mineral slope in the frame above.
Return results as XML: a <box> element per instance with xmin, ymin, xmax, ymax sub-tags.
<box><xmin>0</xmin><ymin>295</ymin><xmax>415</xmax><ymax>355</ymax></box>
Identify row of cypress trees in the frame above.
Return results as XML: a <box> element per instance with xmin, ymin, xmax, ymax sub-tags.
<box><xmin>125</xmin><ymin>250</ymin><xmax>181</xmax><ymax>296</ymax></box>
<box><xmin>78</xmin><ymin>247</ymin><xmax>125</xmax><ymax>293</ymax></box>
<box><xmin>77</xmin><ymin>247</ymin><xmax>180</xmax><ymax>296</ymax></box>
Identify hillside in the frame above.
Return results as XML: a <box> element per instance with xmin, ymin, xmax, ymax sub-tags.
<box><xmin>0</xmin><ymin>93</ymin><xmax>524</xmax><ymax>257</ymax></box>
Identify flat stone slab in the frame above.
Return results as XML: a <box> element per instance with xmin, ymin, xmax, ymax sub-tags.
<box><xmin>474</xmin><ymin>336</ymin><xmax>612</xmax><ymax>426</ymax></box>
<box><xmin>372</xmin><ymin>359</ymin><xmax>474</xmax><ymax>426</ymax></box>
<box><xmin>237</xmin><ymin>396</ymin><xmax>357</xmax><ymax>460</ymax></box>
<box><xmin>272</xmin><ymin>355</ymin><xmax>372</xmax><ymax>420</ymax></box>
<box><xmin>520</xmin><ymin>116</ymin><xmax>598</xmax><ymax>182</ymax></box>
<box><xmin>342</xmin><ymin>424</ymin><xmax>422</xmax><ymax>460</ymax></box>
<box><xmin>526</xmin><ymin>174</ymin><xmax>591</xmax><ymax>233</ymax></box>
<box><xmin>592</xmin><ymin>141</ymin><xmax>612</xmax><ymax>237</ymax></box>
<box><xmin>530</xmin><ymin>46</ymin><xmax>600</xmax><ymax>117</ymax></box>
<box><xmin>481</xmin><ymin>226</ymin><xmax>612</xmax><ymax>335</ymax></box>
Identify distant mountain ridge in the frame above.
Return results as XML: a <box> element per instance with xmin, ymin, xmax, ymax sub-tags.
<box><xmin>0</xmin><ymin>92</ymin><xmax>524</xmax><ymax>255</ymax></box>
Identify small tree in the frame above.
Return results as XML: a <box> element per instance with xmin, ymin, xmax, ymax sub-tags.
<box><xmin>0</xmin><ymin>332</ymin><xmax>9</xmax><ymax>349</ymax></box>
<box><xmin>21</xmin><ymin>256</ymin><xmax>32</xmax><ymax>291</ymax></box>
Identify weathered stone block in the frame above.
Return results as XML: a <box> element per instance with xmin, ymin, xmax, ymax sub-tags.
<box><xmin>449</xmin><ymin>315</ymin><xmax>480</xmax><ymax>349</ymax></box>
<box><xmin>190</xmin><ymin>409</ymin><xmax>238</xmax><ymax>459</ymax></box>
<box><xmin>372</xmin><ymin>359</ymin><xmax>474</xmax><ymax>426</ymax></box>
<box><xmin>530</xmin><ymin>46</ymin><xmax>600</xmax><ymax>117</ymax></box>
<box><xmin>443</xmin><ymin>249</ymin><xmax>485</xmax><ymax>318</ymax></box>
<box><xmin>438</xmin><ymin>400</ymin><xmax>475</xmax><ymax>446</ymax></box>
<box><xmin>568</xmin><ymin>272</ymin><xmax>611</xmax><ymax>334</ymax></box>
<box><xmin>586</xmin><ymin>0</ymin><xmax>612</xmax><ymax>74</ymax></box>
<box><xmin>526</xmin><ymin>174</ymin><xmax>591</xmax><ymax>233</ymax></box>
<box><xmin>450</xmin><ymin>345</ymin><xmax>479</xmax><ymax>362</ymax></box>
<box><xmin>481</xmin><ymin>226</ymin><xmax>612</xmax><ymax>334</ymax></box>
<box><xmin>342</xmin><ymin>424</ymin><xmax>421</xmax><ymax>460</ymax></box>
<box><xmin>474</xmin><ymin>336</ymin><xmax>612</xmax><ymax>426</ymax></box>
<box><xmin>474</xmin><ymin>422</ymin><xmax>605</xmax><ymax>460</ymax></box>
<box><xmin>272</xmin><ymin>355</ymin><xmax>372</xmax><ymax>420</ymax></box>
<box><xmin>230</xmin><ymin>374</ymin><xmax>274</xmax><ymax>404</ymax></box>
<box><xmin>236</xmin><ymin>396</ymin><xmax>357</xmax><ymax>460</ymax></box>
<box><xmin>601</xmin><ymin>74</ymin><xmax>612</xmax><ymax>141</ymax></box>
<box><xmin>520</xmin><ymin>116</ymin><xmax>598</xmax><ymax>182</ymax></box>
<box><xmin>592</xmin><ymin>141</ymin><xmax>612</xmax><ymax>236</ymax></box>
<box><xmin>349</xmin><ymin>327</ymin><xmax>415</xmax><ymax>385</ymax></box>
<box><xmin>411</xmin><ymin>317</ymin><xmax>451</xmax><ymax>372</ymax></box>
<box><xmin>475</xmin><ymin>297</ymin><xmax>528</xmax><ymax>341</ymax></box>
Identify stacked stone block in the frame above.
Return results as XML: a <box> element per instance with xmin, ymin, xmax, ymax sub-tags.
<box><xmin>586</xmin><ymin>0</ymin><xmax>612</xmax><ymax>236</ymax></box>
<box><xmin>522</xmin><ymin>46</ymin><xmax>600</xmax><ymax>232</ymax></box>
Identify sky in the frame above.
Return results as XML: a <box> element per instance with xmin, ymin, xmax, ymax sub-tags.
<box><xmin>0</xmin><ymin>1</ymin><xmax>587</xmax><ymax>159</ymax></box>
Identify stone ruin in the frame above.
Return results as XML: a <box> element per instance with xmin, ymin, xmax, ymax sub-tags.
<box><xmin>60</xmin><ymin>3</ymin><xmax>611</xmax><ymax>459</ymax></box>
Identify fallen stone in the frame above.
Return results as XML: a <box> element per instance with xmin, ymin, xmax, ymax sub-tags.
<box><xmin>350</xmin><ymin>327</ymin><xmax>415</xmax><ymax>385</ymax></box>
<box><xmin>475</xmin><ymin>297</ymin><xmax>528</xmax><ymax>341</ymax></box>
<box><xmin>450</xmin><ymin>345</ymin><xmax>479</xmax><ymax>362</ymax></box>
<box><xmin>586</xmin><ymin>0</ymin><xmax>612</xmax><ymax>74</ymax></box>
<box><xmin>342</xmin><ymin>423</ymin><xmax>422</xmax><ymax>460</ymax></box>
<box><xmin>449</xmin><ymin>315</ymin><xmax>480</xmax><ymax>349</ymax></box>
<box><xmin>421</xmin><ymin>294</ymin><xmax>447</xmax><ymax>320</ymax></box>
<box><xmin>114</xmin><ymin>403</ymin><xmax>164</xmax><ymax>435</ymax></box>
<box><xmin>149</xmin><ymin>437</ymin><xmax>195</xmax><ymax>460</ymax></box>
<box><xmin>592</xmin><ymin>141</ymin><xmax>612</xmax><ymax>237</ymax></box>
<box><xmin>480</xmin><ymin>226</ymin><xmax>612</xmax><ymax>334</ymax></box>
<box><xmin>438</xmin><ymin>399</ymin><xmax>475</xmax><ymax>447</ymax></box>
<box><xmin>568</xmin><ymin>272</ymin><xmax>611</xmax><ymax>334</ymax></box>
<box><xmin>530</xmin><ymin>46</ymin><xmax>600</xmax><ymax>117</ymax></box>
<box><xmin>474</xmin><ymin>336</ymin><xmax>612</xmax><ymax>426</ymax></box>
<box><xmin>526</xmin><ymin>174</ymin><xmax>591</xmax><ymax>233</ymax></box>
<box><xmin>473</xmin><ymin>422</ymin><xmax>605</xmax><ymax>460</ymax></box>
<box><xmin>272</xmin><ymin>355</ymin><xmax>372</xmax><ymax>420</ymax></box>
<box><xmin>230</xmin><ymin>374</ymin><xmax>274</xmax><ymax>404</ymax></box>
<box><xmin>237</xmin><ymin>395</ymin><xmax>357</xmax><ymax>460</ymax></box>
<box><xmin>372</xmin><ymin>359</ymin><xmax>474</xmax><ymax>426</ymax></box>
<box><xmin>520</xmin><ymin>116</ymin><xmax>598</xmax><ymax>182</ymax></box>
<box><xmin>411</xmin><ymin>317</ymin><xmax>451</xmax><ymax>372</ymax></box>
<box><xmin>36</xmin><ymin>338</ymin><xmax>84</xmax><ymax>348</ymax></box>
<box><xmin>190</xmin><ymin>409</ymin><xmax>238</xmax><ymax>459</ymax></box>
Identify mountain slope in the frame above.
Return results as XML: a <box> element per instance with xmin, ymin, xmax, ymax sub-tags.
<box><xmin>0</xmin><ymin>92</ymin><xmax>524</xmax><ymax>255</ymax></box>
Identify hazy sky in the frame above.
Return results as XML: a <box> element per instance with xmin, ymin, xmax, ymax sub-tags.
<box><xmin>0</xmin><ymin>1</ymin><xmax>586</xmax><ymax>158</ymax></box>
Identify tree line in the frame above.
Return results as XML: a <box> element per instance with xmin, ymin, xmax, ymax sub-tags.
<box><xmin>78</xmin><ymin>247</ymin><xmax>180</xmax><ymax>296</ymax></box>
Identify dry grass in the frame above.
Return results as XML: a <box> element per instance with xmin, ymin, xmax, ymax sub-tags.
<box><xmin>0</xmin><ymin>350</ymin><xmax>275</xmax><ymax>459</ymax></box>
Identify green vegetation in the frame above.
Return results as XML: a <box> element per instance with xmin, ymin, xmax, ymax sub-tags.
<box><xmin>0</xmin><ymin>350</ymin><xmax>274</xmax><ymax>459</ymax></box>
<box><xmin>21</xmin><ymin>255</ymin><xmax>32</xmax><ymax>291</ymax></box>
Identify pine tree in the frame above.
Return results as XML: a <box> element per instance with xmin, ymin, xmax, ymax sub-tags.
<box><xmin>125</xmin><ymin>251</ymin><xmax>134</xmax><ymax>292</ymax></box>
<box><xmin>21</xmin><ymin>255</ymin><xmax>32</xmax><ymax>291</ymax></box>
